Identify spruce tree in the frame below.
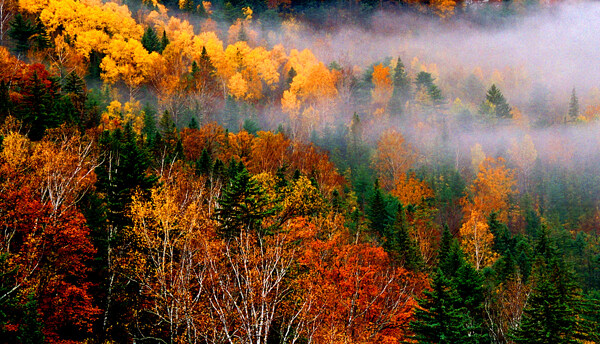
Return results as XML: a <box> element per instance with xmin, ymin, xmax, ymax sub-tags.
<box><xmin>411</xmin><ymin>269</ymin><xmax>476</xmax><ymax>343</ymax></box>
<box><xmin>389</xmin><ymin>203</ymin><xmax>422</xmax><ymax>270</ymax></box>
<box><xmin>141</xmin><ymin>26</ymin><xmax>161</xmax><ymax>53</ymax></box>
<box><xmin>389</xmin><ymin>57</ymin><xmax>411</xmax><ymax>115</ymax></box>
<box><xmin>480</xmin><ymin>84</ymin><xmax>512</xmax><ymax>119</ymax></box>
<box><xmin>215</xmin><ymin>167</ymin><xmax>275</xmax><ymax>239</ymax></box>
<box><xmin>367</xmin><ymin>179</ymin><xmax>389</xmax><ymax>237</ymax></box>
<box><xmin>8</xmin><ymin>14</ymin><xmax>35</xmax><ymax>54</ymax></box>
<box><xmin>196</xmin><ymin>148</ymin><xmax>212</xmax><ymax>175</ymax></box>
<box><xmin>286</xmin><ymin>67</ymin><xmax>297</xmax><ymax>87</ymax></box>
<box><xmin>160</xmin><ymin>31</ymin><xmax>169</xmax><ymax>52</ymax></box>
<box><xmin>568</xmin><ymin>88</ymin><xmax>579</xmax><ymax>121</ymax></box>
<box><xmin>31</xmin><ymin>18</ymin><xmax>50</xmax><ymax>51</ymax></box>
<box><xmin>511</xmin><ymin>229</ymin><xmax>589</xmax><ymax>344</ymax></box>
<box><xmin>412</xmin><ymin>238</ymin><xmax>489</xmax><ymax>343</ymax></box>
<box><xmin>0</xmin><ymin>81</ymin><xmax>12</xmax><ymax>119</ymax></box>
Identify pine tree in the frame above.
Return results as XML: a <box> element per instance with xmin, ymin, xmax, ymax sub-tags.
<box><xmin>8</xmin><ymin>14</ymin><xmax>35</xmax><ymax>54</ymax></box>
<box><xmin>215</xmin><ymin>167</ymin><xmax>275</xmax><ymax>239</ymax></box>
<box><xmin>0</xmin><ymin>81</ymin><xmax>12</xmax><ymax>119</ymax></box>
<box><xmin>389</xmin><ymin>203</ymin><xmax>422</xmax><ymax>270</ymax></box>
<box><xmin>367</xmin><ymin>179</ymin><xmax>390</xmax><ymax>237</ymax></box>
<box><xmin>511</xmin><ymin>229</ymin><xmax>588</xmax><ymax>344</ymax></box>
<box><xmin>568</xmin><ymin>88</ymin><xmax>579</xmax><ymax>121</ymax></box>
<box><xmin>196</xmin><ymin>148</ymin><xmax>212</xmax><ymax>175</ymax></box>
<box><xmin>412</xmin><ymin>238</ymin><xmax>489</xmax><ymax>343</ymax></box>
<box><xmin>415</xmin><ymin>71</ymin><xmax>435</xmax><ymax>89</ymax></box>
<box><xmin>428</xmin><ymin>84</ymin><xmax>444</xmax><ymax>106</ymax></box>
<box><xmin>141</xmin><ymin>26</ymin><xmax>161</xmax><ymax>53</ymax></box>
<box><xmin>411</xmin><ymin>269</ymin><xmax>476</xmax><ymax>343</ymax></box>
<box><xmin>31</xmin><ymin>18</ymin><xmax>49</xmax><ymax>51</ymax></box>
<box><xmin>17</xmin><ymin>70</ymin><xmax>58</xmax><ymax>140</ymax></box>
<box><xmin>480</xmin><ymin>84</ymin><xmax>512</xmax><ymax>119</ymax></box>
<box><xmin>389</xmin><ymin>57</ymin><xmax>411</xmax><ymax>115</ymax></box>
<box><xmin>160</xmin><ymin>31</ymin><xmax>169</xmax><ymax>52</ymax></box>
<box><xmin>286</xmin><ymin>67</ymin><xmax>297</xmax><ymax>87</ymax></box>
<box><xmin>141</xmin><ymin>103</ymin><xmax>157</xmax><ymax>140</ymax></box>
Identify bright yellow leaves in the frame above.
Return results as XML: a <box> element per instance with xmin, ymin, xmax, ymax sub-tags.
<box><xmin>100</xmin><ymin>100</ymin><xmax>146</xmax><ymax>133</ymax></box>
<box><xmin>227</xmin><ymin>72</ymin><xmax>248</xmax><ymax>99</ymax></box>
<box><xmin>36</xmin><ymin>0</ymin><xmax>142</xmax><ymax>58</ymax></box>
<box><xmin>100</xmin><ymin>38</ymin><xmax>161</xmax><ymax>99</ymax></box>
<box><xmin>282</xmin><ymin>49</ymin><xmax>338</xmax><ymax>139</ymax></box>
<box><xmin>460</xmin><ymin>210</ymin><xmax>498</xmax><ymax>270</ymax></box>
<box><xmin>222</xmin><ymin>42</ymin><xmax>281</xmax><ymax>100</ymax></box>
<box><xmin>1</xmin><ymin>131</ymin><xmax>31</xmax><ymax>171</ymax></box>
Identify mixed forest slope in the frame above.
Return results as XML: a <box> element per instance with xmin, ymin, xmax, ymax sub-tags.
<box><xmin>1</xmin><ymin>0</ymin><xmax>600</xmax><ymax>343</ymax></box>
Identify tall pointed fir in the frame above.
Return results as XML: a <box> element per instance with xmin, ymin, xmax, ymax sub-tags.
<box><xmin>411</xmin><ymin>232</ymin><xmax>490</xmax><ymax>343</ymax></box>
<box><xmin>511</xmin><ymin>228</ymin><xmax>590</xmax><ymax>344</ymax></box>
<box><xmin>389</xmin><ymin>57</ymin><xmax>411</xmax><ymax>116</ymax></box>
<box><xmin>367</xmin><ymin>179</ymin><xmax>390</xmax><ymax>237</ymax></box>
<box><xmin>215</xmin><ymin>167</ymin><xmax>275</xmax><ymax>239</ymax></box>
<box><xmin>568</xmin><ymin>88</ymin><xmax>579</xmax><ymax>122</ymax></box>
<box><xmin>141</xmin><ymin>26</ymin><xmax>161</xmax><ymax>53</ymax></box>
<box><xmin>389</xmin><ymin>203</ymin><xmax>422</xmax><ymax>270</ymax></box>
<box><xmin>480</xmin><ymin>84</ymin><xmax>512</xmax><ymax>119</ymax></box>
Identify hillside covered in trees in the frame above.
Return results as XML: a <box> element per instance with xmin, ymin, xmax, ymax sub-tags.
<box><xmin>1</xmin><ymin>0</ymin><xmax>600</xmax><ymax>343</ymax></box>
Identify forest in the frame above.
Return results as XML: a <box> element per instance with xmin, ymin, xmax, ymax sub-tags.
<box><xmin>1</xmin><ymin>0</ymin><xmax>600</xmax><ymax>342</ymax></box>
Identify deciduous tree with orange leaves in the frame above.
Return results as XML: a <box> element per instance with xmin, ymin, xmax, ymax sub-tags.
<box><xmin>460</xmin><ymin>157</ymin><xmax>516</xmax><ymax>269</ymax></box>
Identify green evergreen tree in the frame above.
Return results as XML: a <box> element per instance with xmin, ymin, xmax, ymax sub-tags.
<box><xmin>568</xmin><ymin>88</ymin><xmax>579</xmax><ymax>121</ymax></box>
<box><xmin>160</xmin><ymin>30</ymin><xmax>169</xmax><ymax>52</ymax></box>
<box><xmin>286</xmin><ymin>67</ymin><xmax>297</xmax><ymax>87</ymax></box>
<box><xmin>511</xmin><ymin>229</ymin><xmax>590</xmax><ymax>344</ymax></box>
<box><xmin>367</xmin><ymin>179</ymin><xmax>389</xmax><ymax>237</ymax></box>
<box><xmin>16</xmin><ymin>70</ymin><xmax>59</xmax><ymax>140</ymax></box>
<box><xmin>389</xmin><ymin>203</ymin><xmax>422</xmax><ymax>270</ymax></box>
<box><xmin>411</xmin><ymin>268</ymin><xmax>478</xmax><ymax>343</ymax></box>
<box><xmin>0</xmin><ymin>81</ymin><xmax>12</xmax><ymax>119</ymax></box>
<box><xmin>428</xmin><ymin>84</ymin><xmax>444</xmax><ymax>106</ymax></box>
<box><xmin>415</xmin><ymin>71</ymin><xmax>435</xmax><ymax>89</ymax></box>
<box><xmin>215</xmin><ymin>167</ymin><xmax>275</xmax><ymax>239</ymax></box>
<box><xmin>141</xmin><ymin>103</ymin><xmax>157</xmax><ymax>140</ymax></box>
<box><xmin>196</xmin><ymin>148</ymin><xmax>213</xmax><ymax>175</ymax></box>
<box><xmin>389</xmin><ymin>57</ymin><xmax>410</xmax><ymax>115</ymax></box>
<box><xmin>412</xmin><ymin>238</ymin><xmax>489</xmax><ymax>343</ymax></box>
<box><xmin>480</xmin><ymin>84</ymin><xmax>512</xmax><ymax>119</ymax></box>
<box><xmin>188</xmin><ymin>116</ymin><xmax>199</xmax><ymax>129</ymax></box>
<box><xmin>31</xmin><ymin>18</ymin><xmax>50</xmax><ymax>51</ymax></box>
<box><xmin>8</xmin><ymin>14</ymin><xmax>36</xmax><ymax>54</ymax></box>
<box><xmin>141</xmin><ymin>26</ymin><xmax>162</xmax><ymax>53</ymax></box>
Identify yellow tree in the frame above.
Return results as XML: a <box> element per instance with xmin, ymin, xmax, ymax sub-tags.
<box><xmin>459</xmin><ymin>210</ymin><xmax>498</xmax><ymax>270</ymax></box>
<box><xmin>35</xmin><ymin>0</ymin><xmax>142</xmax><ymax>61</ymax></box>
<box><xmin>100</xmin><ymin>36</ymin><xmax>160</xmax><ymax>99</ymax></box>
<box><xmin>282</xmin><ymin>49</ymin><xmax>338</xmax><ymax>140</ymax></box>
<box><xmin>124</xmin><ymin>164</ymin><xmax>215</xmax><ymax>343</ymax></box>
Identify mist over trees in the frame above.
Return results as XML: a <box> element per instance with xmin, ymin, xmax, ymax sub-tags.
<box><xmin>1</xmin><ymin>0</ymin><xmax>600</xmax><ymax>343</ymax></box>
